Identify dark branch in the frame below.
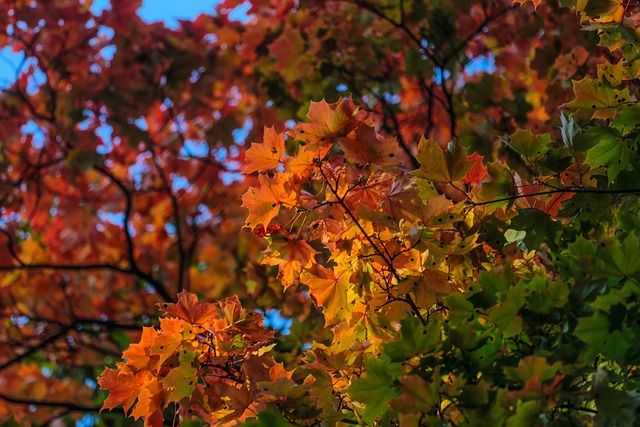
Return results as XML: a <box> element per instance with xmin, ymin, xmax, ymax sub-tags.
<box><xmin>469</xmin><ymin>187</ymin><xmax>640</xmax><ymax>207</ymax></box>
<box><xmin>0</xmin><ymin>393</ymin><xmax>120</xmax><ymax>414</ymax></box>
<box><xmin>94</xmin><ymin>165</ymin><xmax>175</xmax><ymax>302</ymax></box>
<box><xmin>0</xmin><ymin>327</ymin><xmax>71</xmax><ymax>371</ymax></box>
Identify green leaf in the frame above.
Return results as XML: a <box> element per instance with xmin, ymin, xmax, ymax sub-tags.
<box><xmin>595</xmin><ymin>389</ymin><xmax>640</xmax><ymax>425</ymax></box>
<box><xmin>592</xmin><ymin>287</ymin><xmax>634</xmax><ymax>312</ymax></box>
<box><xmin>241</xmin><ymin>406</ymin><xmax>294</xmax><ymax>427</ymax></box>
<box><xmin>574</xmin><ymin>313</ymin><xmax>610</xmax><ymax>362</ymax></box>
<box><xmin>468</xmin><ymin>268</ymin><xmax>516</xmax><ymax>309</ymax></box>
<box><xmin>161</xmin><ymin>348</ymin><xmax>198</xmax><ymax>403</ymax></box>
<box><xmin>458</xmin><ymin>381</ymin><xmax>490</xmax><ymax>407</ymax></box>
<box><xmin>487</xmin><ymin>286</ymin><xmax>525</xmax><ymax>337</ymax></box>
<box><xmin>584</xmin><ymin>126</ymin><xmax>629</xmax><ymax>183</ymax></box>
<box><xmin>476</xmin><ymin>161</ymin><xmax>516</xmax><ymax>207</ymax></box>
<box><xmin>509</xmin><ymin>209</ymin><xmax>562</xmax><ymax>250</ymax></box>
<box><xmin>524</xmin><ymin>277</ymin><xmax>570</xmax><ymax>314</ymax></box>
<box><xmin>507</xmin><ymin>129</ymin><xmax>551</xmax><ymax>159</ymax></box>
<box><xmin>597</xmin><ymin>232</ymin><xmax>640</xmax><ymax>277</ymax></box>
<box><xmin>504</xmin><ymin>356</ymin><xmax>563</xmax><ymax>383</ymax></box>
<box><xmin>348</xmin><ymin>354</ymin><xmax>403</xmax><ymax>425</ymax></box>
<box><xmin>581</xmin><ymin>0</ymin><xmax>624</xmax><ymax>21</ymax></box>
<box><xmin>565</xmin><ymin>78</ymin><xmax>630</xmax><ymax>112</ymax></box>
<box><xmin>468</xmin><ymin>332</ymin><xmax>502</xmax><ymax>372</ymax></box>
<box><xmin>612</xmin><ymin>105</ymin><xmax>640</xmax><ymax>136</ymax></box>
<box><xmin>384</xmin><ymin>316</ymin><xmax>440</xmax><ymax>362</ymax></box>
<box><xmin>557</xmin><ymin>192</ymin><xmax>613</xmax><ymax>225</ymax></box>
<box><xmin>506</xmin><ymin>400</ymin><xmax>545</xmax><ymax>427</ymax></box>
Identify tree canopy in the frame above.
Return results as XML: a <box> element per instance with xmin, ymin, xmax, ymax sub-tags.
<box><xmin>1</xmin><ymin>0</ymin><xmax>640</xmax><ymax>426</ymax></box>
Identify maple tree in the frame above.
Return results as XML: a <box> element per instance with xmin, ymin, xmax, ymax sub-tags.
<box><xmin>2</xmin><ymin>0</ymin><xmax>640</xmax><ymax>426</ymax></box>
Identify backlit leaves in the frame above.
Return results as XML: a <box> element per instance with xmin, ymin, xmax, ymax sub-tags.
<box><xmin>584</xmin><ymin>127</ymin><xmax>629</xmax><ymax>183</ymax></box>
<box><xmin>99</xmin><ymin>292</ymin><xmax>282</xmax><ymax>424</ymax></box>
<box><xmin>507</xmin><ymin>129</ymin><xmax>551</xmax><ymax>159</ymax></box>
<box><xmin>565</xmin><ymin>78</ymin><xmax>631</xmax><ymax>119</ymax></box>
<box><xmin>242</xmin><ymin>173</ymin><xmax>296</xmax><ymax>230</ymax></box>
<box><xmin>294</xmin><ymin>98</ymin><xmax>361</xmax><ymax>142</ymax></box>
<box><xmin>414</xmin><ymin>138</ymin><xmax>474</xmax><ymax>183</ymax></box>
<box><xmin>85</xmin><ymin>1</ymin><xmax>640</xmax><ymax>426</ymax></box>
<box><xmin>242</xmin><ymin>127</ymin><xmax>286</xmax><ymax>174</ymax></box>
<box><xmin>348</xmin><ymin>355</ymin><xmax>403</xmax><ymax>424</ymax></box>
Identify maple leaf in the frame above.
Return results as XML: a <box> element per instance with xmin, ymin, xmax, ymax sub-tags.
<box><xmin>414</xmin><ymin>138</ymin><xmax>473</xmax><ymax>183</ymax></box>
<box><xmin>159</xmin><ymin>290</ymin><xmax>222</xmax><ymax>326</ymax></box>
<box><xmin>285</xmin><ymin>143</ymin><xmax>331</xmax><ymax>178</ymax></box>
<box><xmin>388</xmin><ymin>374</ymin><xmax>440</xmax><ymax>413</ymax></box>
<box><xmin>338</xmin><ymin>125</ymin><xmax>399</xmax><ymax>167</ymax></box>
<box><xmin>220</xmin><ymin>295</ymin><xmax>243</xmax><ymax>326</ymax></box>
<box><xmin>302</xmin><ymin>264</ymin><xmax>354</xmax><ymax>325</ymax></box>
<box><xmin>460</xmin><ymin>152</ymin><xmax>487</xmax><ymax>185</ymax></box>
<box><xmin>241</xmin><ymin>126</ymin><xmax>285</xmax><ymax>174</ymax></box>
<box><xmin>129</xmin><ymin>378</ymin><xmax>165</xmax><ymax>421</ymax></box>
<box><xmin>348</xmin><ymin>355</ymin><xmax>403</xmax><ymax>424</ymax></box>
<box><xmin>418</xmin><ymin>194</ymin><xmax>452</xmax><ymax>226</ymax></box>
<box><xmin>565</xmin><ymin>78</ymin><xmax>630</xmax><ymax>119</ymax></box>
<box><xmin>380</xmin><ymin>174</ymin><xmax>421</xmax><ymax>221</ymax></box>
<box><xmin>12</xmin><ymin>1</ymin><xmax>640</xmax><ymax>425</ymax></box>
<box><xmin>263</xmin><ymin>231</ymin><xmax>318</xmax><ymax>288</ymax></box>
<box><xmin>98</xmin><ymin>367</ymin><xmax>151</xmax><ymax>414</ymax></box>
<box><xmin>507</xmin><ymin>129</ymin><xmax>552</xmax><ymax>160</ymax></box>
<box><xmin>242</xmin><ymin>173</ymin><xmax>296</xmax><ymax>230</ymax></box>
<box><xmin>162</xmin><ymin>348</ymin><xmax>199</xmax><ymax>403</ymax></box>
<box><xmin>294</xmin><ymin>98</ymin><xmax>361</xmax><ymax>142</ymax></box>
<box><xmin>149</xmin><ymin>318</ymin><xmax>190</xmax><ymax>366</ymax></box>
<box><xmin>122</xmin><ymin>327</ymin><xmax>159</xmax><ymax>371</ymax></box>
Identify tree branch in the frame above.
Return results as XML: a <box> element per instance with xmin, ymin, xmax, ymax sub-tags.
<box><xmin>0</xmin><ymin>327</ymin><xmax>71</xmax><ymax>371</ymax></box>
<box><xmin>0</xmin><ymin>393</ymin><xmax>120</xmax><ymax>413</ymax></box>
<box><xmin>94</xmin><ymin>165</ymin><xmax>175</xmax><ymax>302</ymax></box>
<box><xmin>318</xmin><ymin>163</ymin><xmax>427</xmax><ymax>324</ymax></box>
<box><xmin>469</xmin><ymin>187</ymin><xmax>640</xmax><ymax>207</ymax></box>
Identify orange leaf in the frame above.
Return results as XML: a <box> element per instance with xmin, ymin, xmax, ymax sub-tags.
<box><xmin>242</xmin><ymin>173</ymin><xmax>295</xmax><ymax>230</ymax></box>
<box><xmin>129</xmin><ymin>378</ymin><xmax>164</xmax><ymax>420</ymax></box>
<box><xmin>461</xmin><ymin>152</ymin><xmax>487</xmax><ymax>186</ymax></box>
<box><xmin>263</xmin><ymin>231</ymin><xmax>318</xmax><ymax>288</ymax></box>
<box><xmin>159</xmin><ymin>291</ymin><xmax>222</xmax><ymax>326</ymax></box>
<box><xmin>302</xmin><ymin>265</ymin><xmax>353</xmax><ymax>325</ymax></box>
<box><xmin>242</xmin><ymin>126</ymin><xmax>285</xmax><ymax>174</ymax></box>
<box><xmin>285</xmin><ymin>143</ymin><xmax>331</xmax><ymax>178</ymax></box>
<box><xmin>149</xmin><ymin>318</ymin><xmax>187</xmax><ymax>366</ymax></box>
<box><xmin>339</xmin><ymin>125</ymin><xmax>399</xmax><ymax>167</ymax></box>
<box><xmin>294</xmin><ymin>98</ymin><xmax>361</xmax><ymax>142</ymax></box>
<box><xmin>122</xmin><ymin>327</ymin><xmax>159</xmax><ymax>371</ymax></box>
<box><xmin>98</xmin><ymin>367</ymin><xmax>150</xmax><ymax>413</ymax></box>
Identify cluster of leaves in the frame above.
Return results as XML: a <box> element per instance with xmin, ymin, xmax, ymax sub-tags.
<box><xmin>98</xmin><ymin>291</ymin><xmax>286</xmax><ymax>426</ymax></box>
<box><xmin>3</xmin><ymin>0</ymin><xmax>640</xmax><ymax>426</ymax></box>
<box><xmin>230</xmin><ymin>89</ymin><xmax>640</xmax><ymax>425</ymax></box>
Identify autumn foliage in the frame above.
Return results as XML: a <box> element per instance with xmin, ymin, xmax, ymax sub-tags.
<box><xmin>2</xmin><ymin>0</ymin><xmax>640</xmax><ymax>426</ymax></box>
